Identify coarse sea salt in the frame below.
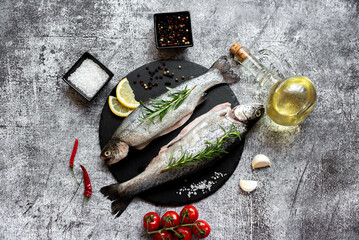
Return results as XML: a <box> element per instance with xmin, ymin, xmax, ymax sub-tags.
<box><xmin>68</xmin><ymin>58</ymin><xmax>109</xmax><ymax>99</ymax></box>
<box><xmin>176</xmin><ymin>172</ymin><xmax>227</xmax><ymax>198</ymax></box>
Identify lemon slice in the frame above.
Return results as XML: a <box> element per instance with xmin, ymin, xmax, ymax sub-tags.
<box><xmin>108</xmin><ymin>96</ymin><xmax>134</xmax><ymax>117</ymax></box>
<box><xmin>116</xmin><ymin>78</ymin><xmax>140</xmax><ymax>109</ymax></box>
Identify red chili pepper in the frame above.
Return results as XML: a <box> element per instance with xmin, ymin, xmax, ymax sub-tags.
<box><xmin>80</xmin><ymin>164</ymin><xmax>92</xmax><ymax>201</ymax></box>
<box><xmin>69</xmin><ymin>138</ymin><xmax>79</xmax><ymax>184</ymax></box>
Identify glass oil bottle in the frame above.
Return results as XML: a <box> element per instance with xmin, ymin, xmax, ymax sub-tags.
<box><xmin>230</xmin><ymin>42</ymin><xmax>317</xmax><ymax>126</ymax></box>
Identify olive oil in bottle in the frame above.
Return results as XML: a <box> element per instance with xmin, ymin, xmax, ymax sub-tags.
<box><xmin>230</xmin><ymin>42</ymin><xmax>317</xmax><ymax>126</ymax></box>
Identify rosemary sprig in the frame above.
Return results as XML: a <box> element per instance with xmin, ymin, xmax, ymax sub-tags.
<box><xmin>161</xmin><ymin>124</ymin><xmax>241</xmax><ymax>171</ymax></box>
<box><xmin>139</xmin><ymin>85</ymin><xmax>196</xmax><ymax>125</ymax></box>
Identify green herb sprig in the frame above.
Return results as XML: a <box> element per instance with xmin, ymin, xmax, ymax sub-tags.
<box><xmin>139</xmin><ymin>85</ymin><xmax>196</xmax><ymax>125</ymax></box>
<box><xmin>161</xmin><ymin>124</ymin><xmax>241</xmax><ymax>171</ymax></box>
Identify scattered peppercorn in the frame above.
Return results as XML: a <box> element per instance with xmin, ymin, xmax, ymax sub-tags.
<box><xmin>160</xmin><ymin>75</ymin><xmax>163</xmax><ymax>79</ymax></box>
<box><xmin>137</xmin><ymin>74</ymin><xmax>140</xmax><ymax>77</ymax></box>
<box><xmin>146</xmin><ymin>67</ymin><xmax>149</xmax><ymax>70</ymax></box>
<box><xmin>162</xmin><ymin>63</ymin><xmax>166</xmax><ymax>66</ymax></box>
<box><xmin>133</xmin><ymin>81</ymin><xmax>137</xmax><ymax>84</ymax></box>
<box><xmin>181</xmin><ymin>76</ymin><xmax>185</xmax><ymax>79</ymax></box>
<box><xmin>165</xmin><ymin>82</ymin><xmax>171</xmax><ymax>86</ymax></box>
<box><xmin>178</xmin><ymin>66</ymin><xmax>182</xmax><ymax>69</ymax></box>
<box><xmin>175</xmin><ymin>78</ymin><xmax>178</xmax><ymax>81</ymax></box>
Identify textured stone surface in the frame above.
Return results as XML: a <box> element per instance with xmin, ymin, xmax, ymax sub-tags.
<box><xmin>1</xmin><ymin>0</ymin><xmax>358</xmax><ymax>239</ymax></box>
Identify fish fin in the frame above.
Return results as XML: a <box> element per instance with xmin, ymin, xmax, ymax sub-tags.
<box><xmin>196</xmin><ymin>92</ymin><xmax>207</xmax><ymax>106</ymax></box>
<box><xmin>100</xmin><ymin>183</ymin><xmax>120</xmax><ymax>200</ymax></box>
<box><xmin>112</xmin><ymin>198</ymin><xmax>132</xmax><ymax>218</ymax></box>
<box><xmin>101</xmin><ymin>184</ymin><xmax>133</xmax><ymax>217</ymax></box>
<box><xmin>210</xmin><ymin>55</ymin><xmax>241</xmax><ymax>84</ymax></box>
<box><xmin>134</xmin><ymin>139</ymin><xmax>152</xmax><ymax>150</ymax></box>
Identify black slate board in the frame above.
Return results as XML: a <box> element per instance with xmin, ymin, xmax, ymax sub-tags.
<box><xmin>99</xmin><ymin>59</ymin><xmax>244</xmax><ymax>206</ymax></box>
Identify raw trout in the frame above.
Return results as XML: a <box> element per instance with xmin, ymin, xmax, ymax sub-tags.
<box><xmin>101</xmin><ymin>56</ymin><xmax>241</xmax><ymax>165</ymax></box>
<box><xmin>101</xmin><ymin>102</ymin><xmax>264</xmax><ymax>216</ymax></box>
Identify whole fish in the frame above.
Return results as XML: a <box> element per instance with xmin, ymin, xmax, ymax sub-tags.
<box><xmin>101</xmin><ymin>56</ymin><xmax>241</xmax><ymax>165</ymax></box>
<box><xmin>101</xmin><ymin>102</ymin><xmax>264</xmax><ymax>216</ymax></box>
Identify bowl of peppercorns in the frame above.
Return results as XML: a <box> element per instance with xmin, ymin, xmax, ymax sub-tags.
<box><xmin>154</xmin><ymin>11</ymin><xmax>194</xmax><ymax>49</ymax></box>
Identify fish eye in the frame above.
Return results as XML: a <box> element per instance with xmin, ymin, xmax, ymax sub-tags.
<box><xmin>255</xmin><ymin>110</ymin><xmax>262</xmax><ymax>117</ymax></box>
<box><xmin>104</xmin><ymin>151</ymin><xmax>111</xmax><ymax>157</ymax></box>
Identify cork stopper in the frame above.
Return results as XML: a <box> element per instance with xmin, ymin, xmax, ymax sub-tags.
<box><xmin>230</xmin><ymin>42</ymin><xmax>251</xmax><ymax>63</ymax></box>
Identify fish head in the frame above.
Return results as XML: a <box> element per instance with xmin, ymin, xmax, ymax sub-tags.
<box><xmin>229</xmin><ymin>103</ymin><xmax>264</xmax><ymax>125</ymax></box>
<box><xmin>100</xmin><ymin>140</ymin><xmax>129</xmax><ymax>165</ymax></box>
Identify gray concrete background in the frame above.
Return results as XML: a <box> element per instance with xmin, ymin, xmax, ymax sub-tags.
<box><xmin>1</xmin><ymin>0</ymin><xmax>358</xmax><ymax>239</ymax></box>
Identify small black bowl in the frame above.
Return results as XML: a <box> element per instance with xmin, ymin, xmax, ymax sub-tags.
<box><xmin>63</xmin><ymin>52</ymin><xmax>114</xmax><ymax>101</ymax></box>
<box><xmin>154</xmin><ymin>11</ymin><xmax>194</xmax><ymax>50</ymax></box>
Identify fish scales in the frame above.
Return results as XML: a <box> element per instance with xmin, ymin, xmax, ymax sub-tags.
<box><xmin>118</xmin><ymin>70</ymin><xmax>224</xmax><ymax>147</ymax></box>
<box><xmin>101</xmin><ymin>56</ymin><xmax>241</xmax><ymax>165</ymax></box>
<box><xmin>101</xmin><ymin>103</ymin><xmax>264</xmax><ymax>216</ymax></box>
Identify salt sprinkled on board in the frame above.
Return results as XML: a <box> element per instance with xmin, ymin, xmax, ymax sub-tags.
<box><xmin>68</xmin><ymin>58</ymin><xmax>109</xmax><ymax>98</ymax></box>
<box><xmin>176</xmin><ymin>172</ymin><xmax>227</xmax><ymax>198</ymax></box>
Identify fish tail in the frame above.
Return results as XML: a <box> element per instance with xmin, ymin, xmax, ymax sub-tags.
<box><xmin>111</xmin><ymin>198</ymin><xmax>132</xmax><ymax>218</ymax></box>
<box><xmin>100</xmin><ymin>183</ymin><xmax>133</xmax><ymax>217</ymax></box>
<box><xmin>211</xmin><ymin>55</ymin><xmax>241</xmax><ymax>84</ymax></box>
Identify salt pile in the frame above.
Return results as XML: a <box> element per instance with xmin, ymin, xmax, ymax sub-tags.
<box><xmin>176</xmin><ymin>172</ymin><xmax>227</xmax><ymax>198</ymax></box>
<box><xmin>68</xmin><ymin>58</ymin><xmax>109</xmax><ymax>99</ymax></box>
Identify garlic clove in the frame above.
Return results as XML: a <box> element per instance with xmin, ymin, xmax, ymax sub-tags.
<box><xmin>239</xmin><ymin>179</ymin><xmax>258</xmax><ymax>193</ymax></box>
<box><xmin>251</xmin><ymin>154</ymin><xmax>271</xmax><ymax>170</ymax></box>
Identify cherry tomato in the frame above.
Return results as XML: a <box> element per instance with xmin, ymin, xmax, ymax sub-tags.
<box><xmin>192</xmin><ymin>220</ymin><xmax>211</xmax><ymax>239</ymax></box>
<box><xmin>143</xmin><ymin>212</ymin><xmax>160</xmax><ymax>231</ymax></box>
<box><xmin>180</xmin><ymin>205</ymin><xmax>199</xmax><ymax>224</ymax></box>
<box><xmin>173</xmin><ymin>226</ymin><xmax>192</xmax><ymax>240</ymax></box>
<box><xmin>161</xmin><ymin>211</ymin><xmax>180</xmax><ymax>228</ymax></box>
<box><xmin>153</xmin><ymin>230</ymin><xmax>173</xmax><ymax>240</ymax></box>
